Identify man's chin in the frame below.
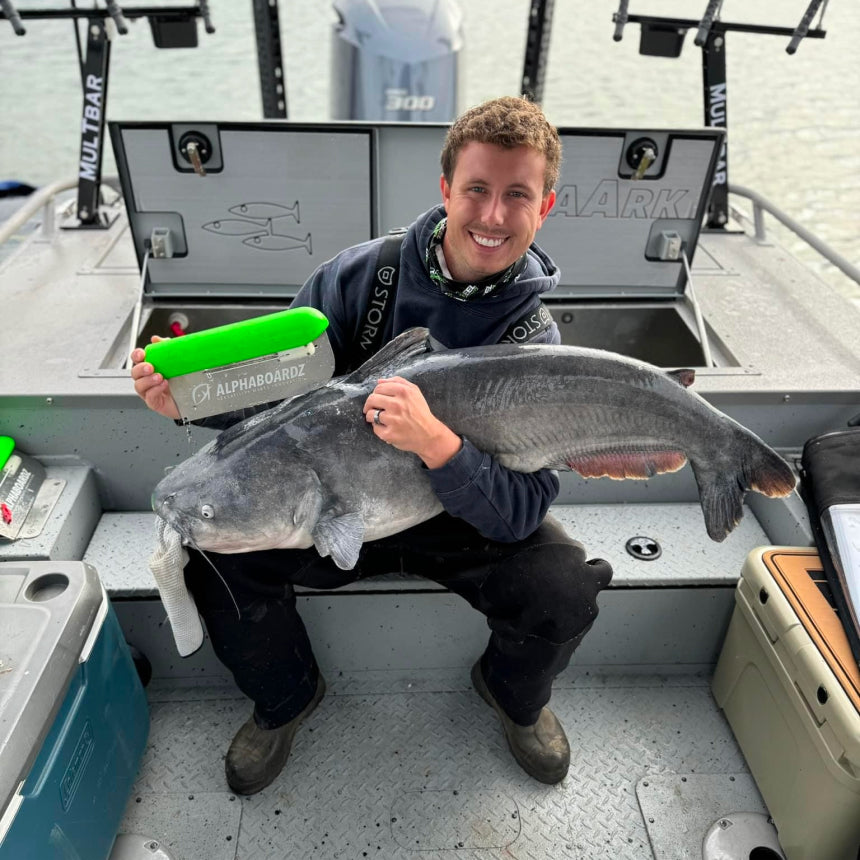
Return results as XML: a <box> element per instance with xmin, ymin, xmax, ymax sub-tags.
<box><xmin>467</xmin><ymin>253</ymin><xmax>516</xmax><ymax>279</ymax></box>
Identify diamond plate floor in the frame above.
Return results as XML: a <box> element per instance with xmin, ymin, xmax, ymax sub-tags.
<box><xmin>119</xmin><ymin>670</ymin><xmax>763</xmax><ymax>860</ymax></box>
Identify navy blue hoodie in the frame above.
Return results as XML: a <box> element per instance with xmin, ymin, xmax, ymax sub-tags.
<box><xmin>289</xmin><ymin>205</ymin><xmax>562</xmax><ymax>543</ymax></box>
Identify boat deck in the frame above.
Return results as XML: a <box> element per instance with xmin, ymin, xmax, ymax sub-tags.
<box><xmin>119</xmin><ymin>669</ymin><xmax>763</xmax><ymax>860</ymax></box>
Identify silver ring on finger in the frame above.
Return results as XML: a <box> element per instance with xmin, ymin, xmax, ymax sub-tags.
<box><xmin>373</xmin><ymin>408</ymin><xmax>383</xmax><ymax>426</ymax></box>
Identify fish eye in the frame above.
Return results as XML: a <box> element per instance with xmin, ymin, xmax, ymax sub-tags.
<box><xmin>201</xmin><ymin>504</ymin><xmax>215</xmax><ymax>519</ymax></box>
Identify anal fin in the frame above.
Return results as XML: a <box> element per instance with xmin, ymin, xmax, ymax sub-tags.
<box><xmin>566</xmin><ymin>450</ymin><xmax>687</xmax><ymax>480</ymax></box>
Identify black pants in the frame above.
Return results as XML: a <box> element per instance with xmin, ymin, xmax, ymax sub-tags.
<box><xmin>184</xmin><ymin>512</ymin><xmax>612</xmax><ymax>728</ymax></box>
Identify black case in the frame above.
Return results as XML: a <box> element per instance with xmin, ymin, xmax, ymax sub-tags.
<box><xmin>800</xmin><ymin>427</ymin><xmax>860</xmax><ymax>665</ymax></box>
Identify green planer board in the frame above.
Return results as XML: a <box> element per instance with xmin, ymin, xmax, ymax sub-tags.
<box><xmin>145</xmin><ymin>307</ymin><xmax>329</xmax><ymax>378</ymax></box>
<box><xmin>144</xmin><ymin>307</ymin><xmax>336</xmax><ymax>420</ymax></box>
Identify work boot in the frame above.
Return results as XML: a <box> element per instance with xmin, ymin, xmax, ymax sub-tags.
<box><xmin>225</xmin><ymin>673</ymin><xmax>326</xmax><ymax>795</ymax></box>
<box><xmin>471</xmin><ymin>660</ymin><xmax>570</xmax><ymax>785</ymax></box>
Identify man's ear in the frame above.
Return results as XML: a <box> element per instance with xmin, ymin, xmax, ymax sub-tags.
<box><xmin>440</xmin><ymin>173</ymin><xmax>451</xmax><ymax>210</ymax></box>
<box><xmin>537</xmin><ymin>189</ymin><xmax>556</xmax><ymax>227</ymax></box>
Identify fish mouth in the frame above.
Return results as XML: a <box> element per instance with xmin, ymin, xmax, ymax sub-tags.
<box><xmin>152</xmin><ymin>492</ymin><xmax>194</xmax><ymax>543</ymax></box>
<box><xmin>152</xmin><ymin>491</ymin><xmax>176</xmax><ymax>523</ymax></box>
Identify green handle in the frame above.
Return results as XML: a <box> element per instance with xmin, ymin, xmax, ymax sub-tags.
<box><xmin>0</xmin><ymin>436</ymin><xmax>13</xmax><ymax>470</ymax></box>
<box><xmin>145</xmin><ymin>307</ymin><xmax>329</xmax><ymax>378</ymax></box>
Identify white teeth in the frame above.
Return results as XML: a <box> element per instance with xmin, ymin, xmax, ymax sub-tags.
<box><xmin>471</xmin><ymin>233</ymin><xmax>505</xmax><ymax>248</ymax></box>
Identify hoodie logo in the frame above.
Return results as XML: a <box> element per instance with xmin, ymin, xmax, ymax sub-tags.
<box><xmin>499</xmin><ymin>304</ymin><xmax>553</xmax><ymax>344</ymax></box>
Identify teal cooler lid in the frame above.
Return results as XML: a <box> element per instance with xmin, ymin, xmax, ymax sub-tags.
<box><xmin>0</xmin><ymin>562</ymin><xmax>103</xmax><ymax>822</ymax></box>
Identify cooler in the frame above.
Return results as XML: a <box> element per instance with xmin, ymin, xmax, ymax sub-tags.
<box><xmin>712</xmin><ymin>547</ymin><xmax>860</xmax><ymax>860</ymax></box>
<box><xmin>0</xmin><ymin>561</ymin><xmax>149</xmax><ymax>860</ymax></box>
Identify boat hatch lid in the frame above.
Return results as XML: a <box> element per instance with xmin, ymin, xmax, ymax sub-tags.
<box><xmin>110</xmin><ymin>121</ymin><xmax>725</xmax><ymax>300</ymax></box>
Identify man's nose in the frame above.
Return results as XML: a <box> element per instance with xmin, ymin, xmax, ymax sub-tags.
<box><xmin>482</xmin><ymin>193</ymin><xmax>506</xmax><ymax>226</ymax></box>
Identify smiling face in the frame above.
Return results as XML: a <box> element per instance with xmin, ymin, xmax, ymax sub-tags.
<box><xmin>439</xmin><ymin>141</ymin><xmax>556</xmax><ymax>284</ymax></box>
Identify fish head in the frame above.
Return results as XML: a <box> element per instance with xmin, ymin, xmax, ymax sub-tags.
<box><xmin>151</xmin><ymin>435</ymin><xmax>323</xmax><ymax>554</ymax></box>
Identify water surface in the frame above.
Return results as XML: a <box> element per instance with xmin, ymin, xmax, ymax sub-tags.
<box><xmin>1</xmin><ymin>0</ymin><xmax>857</xmax><ymax>296</ymax></box>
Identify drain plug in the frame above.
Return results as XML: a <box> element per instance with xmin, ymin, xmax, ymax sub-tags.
<box><xmin>625</xmin><ymin>536</ymin><xmax>662</xmax><ymax>560</ymax></box>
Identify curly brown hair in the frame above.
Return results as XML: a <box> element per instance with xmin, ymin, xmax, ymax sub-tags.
<box><xmin>440</xmin><ymin>96</ymin><xmax>562</xmax><ymax>195</ymax></box>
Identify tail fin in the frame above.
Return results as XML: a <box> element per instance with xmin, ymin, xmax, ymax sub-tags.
<box><xmin>742</xmin><ymin>440</ymin><xmax>797</xmax><ymax>500</ymax></box>
<box><xmin>692</xmin><ymin>438</ymin><xmax>795</xmax><ymax>541</ymax></box>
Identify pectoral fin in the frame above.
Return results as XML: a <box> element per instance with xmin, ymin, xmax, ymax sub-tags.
<box><xmin>312</xmin><ymin>511</ymin><xmax>365</xmax><ymax>570</ymax></box>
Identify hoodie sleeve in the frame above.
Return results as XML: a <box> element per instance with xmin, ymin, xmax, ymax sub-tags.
<box><xmin>427</xmin><ymin>438</ymin><xmax>559</xmax><ymax>542</ymax></box>
<box><xmin>425</xmin><ymin>310</ymin><xmax>562</xmax><ymax>541</ymax></box>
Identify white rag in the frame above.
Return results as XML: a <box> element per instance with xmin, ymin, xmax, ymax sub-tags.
<box><xmin>148</xmin><ymin>517</ymin><xmax>203</xmax><ymax>656</ymax></box>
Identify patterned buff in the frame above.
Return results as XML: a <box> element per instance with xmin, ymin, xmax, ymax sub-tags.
<box><xmin>425</xmin><ymin>217</ymin><xmax>527</xmax><ymax>301</ymax></box>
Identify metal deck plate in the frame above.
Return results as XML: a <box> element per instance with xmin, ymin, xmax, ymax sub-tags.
<box><xmin>120</xmin><ymin>672</ymin><xmax>759</xmax><ymax>859</ymax></box>
<box><xmin>636</xmin><ymin>773</ymin><xmax>769</xmax><ymax>859</ymax></box>
<box><xmin>120</xmin><ymin>792</ymin><xmax>241</xmax><ymax>860</ymax></box>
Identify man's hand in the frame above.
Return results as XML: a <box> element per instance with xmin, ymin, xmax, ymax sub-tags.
<box><xmin>130</xmin><ymin>336</ymin><xmax>181</xmax><ymax>421</ymax></box>
<box><xmin>363</xmin><ymin>376</ymin><xmax>462</xmax><ymax>469</ymax></box>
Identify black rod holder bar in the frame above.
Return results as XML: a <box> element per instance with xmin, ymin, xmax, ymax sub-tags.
<box><xmin>0</xmin><ymin>0</ymin><xmax>24</xmax><ymax>34</ymax></box>
<box><xmin>702</xmin><ymin>29</ymin><xmax>728</xmax><ymax>227</ymax></box>
<box><xmin>199</xmin><ymin>0</ymin><xmax>215</xmax><ymax>34</ymax></box>
<box><xmin>693</xmin><ymin>0</ymin><xmax>723</xmax><ymax>47</ymax></box>
<box><xmin>2</xmin><ymin>5</ymin><xmax>205</xmax><ymax>22</ymax></box>
<box><xmin>612</xmin><ymin>0</ymin><xmax>629</xmax><ymax>41</ymax></box>
<box><xmin>521</xmin><ymin>0</ymin><xmax>555</xmax><ymax>103</ymax></box>
<box><xmin>105</xmin><ymin>0</ymin><xmax>129</xmax><ymax>34</ymax></box>
<box><xmin>613</xmin><ymin>8</ymin><xmax>826</xmax><ymax>232</ymax></box>
<box><xmin>619</xmin><ymin>14</ymin><xmax>825</xmax><ymax>40</ymax></box>
<box><xmin>252</xmin><ymin>0</ymin><xmax>287</xmax><ymax>118</ymax></box>
<box><xmin>787</xmin><ymin>0</ymin><xmax>826</xmax><ymax>54</ymax></box>
<box><xmin>74</xmin><ymin>16</ymin><xmax>112</xmax><ymax>228</ymax></box>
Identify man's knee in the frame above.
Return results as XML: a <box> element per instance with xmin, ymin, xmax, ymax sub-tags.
<box><xmin>540</xmin><ymin>543</ymin><xmax>612</xmax><ymax>641</ymax></box>
<box><xmin>487</xmin><ymin>540</ymin><xmax>613</xmax><ymax>644</ymax></box>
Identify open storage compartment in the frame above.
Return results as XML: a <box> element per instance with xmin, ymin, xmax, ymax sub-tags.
<box><xmin>108</xmin><ymin>121</ymin><xmax>728</xmax><ymax>369</ymax></box>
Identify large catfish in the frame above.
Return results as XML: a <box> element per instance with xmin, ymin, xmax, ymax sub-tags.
<box><xmin>152</xmin><ymin>327</ymin><xmax>796</xmax><ymax>570</ymax></box>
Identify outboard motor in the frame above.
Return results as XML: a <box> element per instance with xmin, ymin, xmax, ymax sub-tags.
<box><xmin>331</xmin><ymin>0</ymin><xmax>463</xmax><ymax>122</ymax></box>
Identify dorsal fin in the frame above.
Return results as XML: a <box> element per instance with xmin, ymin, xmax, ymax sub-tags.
<box><xmin>667</xmin><ymin>368</ymin><xmax>696</xmax><ymax>388</ymax></box>
<box><xmin>343</xmin><ymin>327</ymin><xmax>439</xmax><ymax>384</ymax></box>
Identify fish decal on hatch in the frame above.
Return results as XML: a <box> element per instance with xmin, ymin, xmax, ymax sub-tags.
<box><xmin>229</xmin><ymin>201</ymin><xmax>300</xmax><ymax>221</ymax></box>
<box><xmin>201</xmin><ymin>201</ymin><xmax>312</xmax><ymax>253</ymax></box>
<box><xmin>201</xmin><ymin>218</ymin><xmax>268</xmax><ymax>236</ymax></box>
<box><xmin>243</xmin><ymin>233</ymin><xmax>313</xmax><ymax>253</ymax></box>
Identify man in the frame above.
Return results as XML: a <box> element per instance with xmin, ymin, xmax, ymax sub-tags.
<box><xmin>131</xmin><ymin>96</ymin><xmax>612</xmax><ymax>794</ymax></box>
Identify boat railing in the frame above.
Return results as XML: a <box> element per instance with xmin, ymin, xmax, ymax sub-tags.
<box><xmin>729</xmin><ymin>183</ymin><xmax>860</xmax><ymax>287</ymax></box>
<box><xmin>0</xmin><ymin>177</ymin><xmax>78</xmax><ymax>245</ymax></box>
